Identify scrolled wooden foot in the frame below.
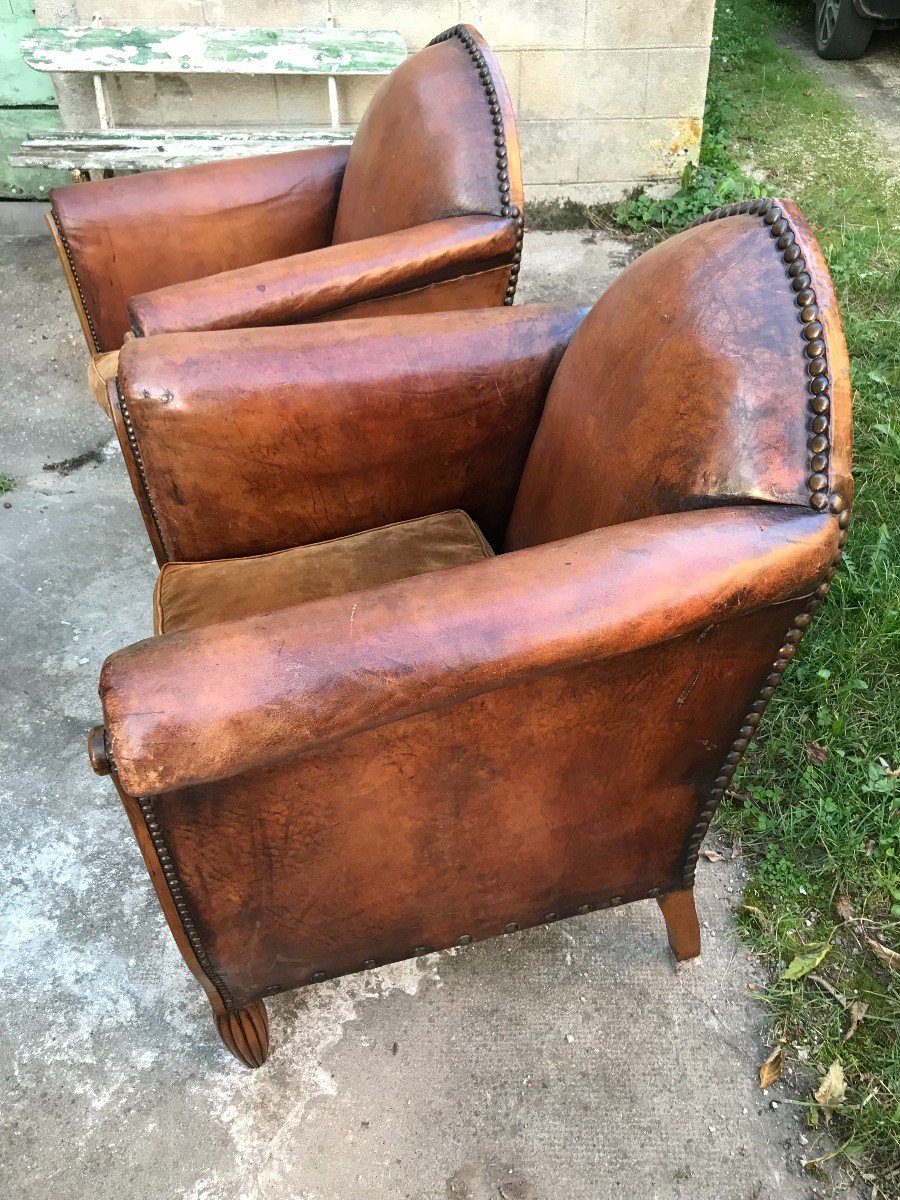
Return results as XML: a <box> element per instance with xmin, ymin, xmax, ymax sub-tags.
<box><xmin>657</xmin><ymin>888</ymin><xmax>701</xmax><ymax>962</ymax></box>
<box><xmin>214</xmin><ymin>1000</ymin><xmax>269</xmax><ymax>1068</ymax></box>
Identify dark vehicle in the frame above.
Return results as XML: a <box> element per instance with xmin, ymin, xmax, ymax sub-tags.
<box><xmin>814</xmin><ymin>0</ymin><xmax>900</xmax><ymax>58</ymax></box>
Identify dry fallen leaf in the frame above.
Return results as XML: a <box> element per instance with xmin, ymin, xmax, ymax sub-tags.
<box><xmin>759</xmin><ymin>1046</ymin><xmax>783</xmax><ymax>1089</ymax></box>
<box><xmin>835</xmin><ymin>894</ymin><xmax>856</xmax><ymax>923</ymax></box>
<box><xmin>804</xmin><ymin>740</ymin><xmax>829</xmax><ymax>764</ymax></box>
<box><xmin>781</xmin><ymin>942</ymin><xmax>831</xmax><ymax>980</ymax></box>
<box><xmin>866</xmin><ymin>937</ymin><xmax>900</xmax><ymax>972</ymax></box>
<box><xmin>843</xmin><ymin>1000</ymin><xmax>868</xmax><ymax>1042</ymax></box>
<box><xmin>701</xmin><ymin>848</ymin><xmax>725</xmax><ymax>862</ymax></box>
<box><xmin>865</xmin><ymin>838</ymin><xmax>876</xmax><ymax>856</ymax></box>
<box><xmin>814</xmin><ymin>1059</ymin><xmax>846</xmax><ymax>1120</ymax></box>
<box><xmin>803</xmin><ymin>87</ymin><xmax>813</xmax><ymax>95</ymax></box>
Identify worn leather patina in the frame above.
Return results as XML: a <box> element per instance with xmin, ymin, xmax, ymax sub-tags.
<box><xmin>48</xmin><ymin>26</ymin><xmax>523</xmax><ymax>371</ymax></box>
<box><xmin>89</xmin><ymin>201</ymin><xmax>852</xmax><ymax>1068</ymax></box>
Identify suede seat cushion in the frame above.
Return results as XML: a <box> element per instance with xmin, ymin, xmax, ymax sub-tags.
<box><xmin>153</xmin><ymin>509</ymin><xmax>494</xmax><ymax>635</ymax></box>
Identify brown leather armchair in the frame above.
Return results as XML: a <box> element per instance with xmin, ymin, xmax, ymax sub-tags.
<box><xmin>47</xmin><ymin>25</ymin><xmax>522</xmax><ymax>416</ymax></box>
<box><xmin>88</xmin><ymin>199</ymin><xmax>851</xmax><ymax>1068</ymax></box>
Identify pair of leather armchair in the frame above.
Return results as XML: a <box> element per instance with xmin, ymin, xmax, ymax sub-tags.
<box><xmin>48</xmin><ymin>26</ymin><xmax>523</xmax><ymax>414</ymax></box>
<box><xmin>54</xmin><ymin>30</ymin><xmax>853</xmax><ymax>1072</ymax></box>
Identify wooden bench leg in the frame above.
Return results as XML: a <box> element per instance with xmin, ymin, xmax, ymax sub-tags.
<box><xmin>214</xmin><ymin>1000</ymin><xmax>270</xmax><ymax>1068</ymax></box>
<box><xmin>657</xmin><ymin>889</ymin><xmax>701</xmax><ymax>962</ymax></box>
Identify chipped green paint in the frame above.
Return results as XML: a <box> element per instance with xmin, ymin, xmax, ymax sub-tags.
<box><xmin>21</xmin><ymin>25</ymin><xmax>407</xmax><ymax>75</ymax></box>
<box><xmin>11</xmin><ymin>126</ymin><xmax>354</xmax><ymax>172</ymax></box>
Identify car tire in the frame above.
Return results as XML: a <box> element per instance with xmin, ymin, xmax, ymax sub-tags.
<box><xmin>815</xmin><ymin>0</ymin><xmax>874</xmax><ymax>58</ymax></box>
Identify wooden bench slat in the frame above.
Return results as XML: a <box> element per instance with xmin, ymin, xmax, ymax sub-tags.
<box><xmin>21</xmin><ymin>26</ymin><xmax>407</xmax><ymax>75</ymax></box>
<box><xmin>11</xmin><ymin>126</ymin><xmax>355</xmax><ymax>171</ymax></box>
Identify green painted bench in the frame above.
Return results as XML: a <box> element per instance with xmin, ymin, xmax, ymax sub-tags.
<box><xmin>11</xmin><ymin>24</ymin><xmax>406</xmax><ymax>177</ymax></box>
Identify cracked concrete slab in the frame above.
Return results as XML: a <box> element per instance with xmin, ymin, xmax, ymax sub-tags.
<box><xmin>0</xmin><ymin>231</ymin><xmax>857</xmax><ymax>1200</ymax></box>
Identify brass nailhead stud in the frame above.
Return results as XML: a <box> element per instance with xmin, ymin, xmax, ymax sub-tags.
<box><xmin>362</xmin><ymin>959</ymin><xmax>377</xmax><ymax>970</ymax></box>
<box><xmin>804</xmin><ymin>320</ymin><xmax>824</xmax><ymax>340</ymax></box>
<box><xmin>310</xmin><ymin>971</ymin><xmax>326</xmax><ymax>983</ymax></box>
<box><xmin>456</xmin><ymin>934</ymin><xmax>472</xmax><ymax>946</ymax></box>
<box><xmin>576</xmin><ymin>904</ymin><xmax>591</xmax><ymax>914</ymax></box>
<box><xmin>544</xmin><ymin>912</ymin><xmax>558</xmax><ymax>922</ymax></box>
<box><xmin>830</xmin><ymin>493</ymin><xmax>846</xmax><ymax>513</ymax></box>
<box><xmin>413</xmin><ymin>946</ymin><xmax>429</xmax><ymax>956</ymax></box>
<box><xmin>647</xmin><ymin>888</ymin><xmax>661</xmax><ymax>898</ymax></box>
<box><xmin>610</xmin><ymin>896</ymin><xmax>623</xmax><ymax>906</ymax></box>
<box><xmin>810</xmin><ymin>492</ymin><xmax>828</xmax><ymax>510</ymax></box>
<box><xmin>503</xmin><ymin>922</ymin><xmax>520</xmax><ymax>934</ymax></box>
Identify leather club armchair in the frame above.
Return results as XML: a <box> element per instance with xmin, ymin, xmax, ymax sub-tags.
<box><xmin>47</xmin><ymin>24</ymin><xmax>523</xmax><ymax>417</ymax></box>
<box><xmin>88</xmin><ymin>199</ymin><xmax>852</xmax><ymax>1068</ymax></box>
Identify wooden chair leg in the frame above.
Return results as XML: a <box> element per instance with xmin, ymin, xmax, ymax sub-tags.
<box><xmin>214</xmin><ymin>1000</ymin><xmax>270</xmax><ymax>1068</ymax></box>
<box><xmin>657</xmin><ymin>889</ymin><xmax>701</xmax><ymax>962</ymax></box>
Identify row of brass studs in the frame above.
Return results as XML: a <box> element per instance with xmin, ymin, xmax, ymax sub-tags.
<box><xmin>51</xmin><ymin>209</ymin><xmax>101</xmax><ymax>353</ymax></box>
<box><xmin>429</xmin><ymin>25</ymin><xmax>523</xmax><ymax>305</ymax></box>
<box><xmin>682</xmin><ymin>197</ymin><xmax>850</xmax><ymax>884</ymax></box>
<box><xmin>114</xmin><ymin>379</ymin><xmax>171</xmax><ymax>561</ymax></box>
<box><xmin>137</xmin><ymin>796</ymin><xmax>237</xmax><ymax>1011</ymax></box>
<box><xmin>297</xmin><ymin>890</ymin><xmax>669</xmax><ymax>985</ymax></box>
<box><xmin>688</xmin><ymin>197</ymin><xmax>845</xmax><ymax>517</ymax></box>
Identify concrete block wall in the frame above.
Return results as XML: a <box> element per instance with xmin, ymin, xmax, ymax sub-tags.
<box><xmin>33</xmin><ymin>0</ymin><xmax>716</xmax><ymax>202</ymax></box>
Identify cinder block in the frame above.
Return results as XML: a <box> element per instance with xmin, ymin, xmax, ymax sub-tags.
<box><xmin>274</xmin><ymin>76</ymin><xmax>332</xmax><ymax>124</ymax></box>
<box><xmin>460</xmin><ymin>0</ymin><xmax>584</xmax><ymax>50</ymax></box>
<box><xmin>519</xmin><ymin>50</ymin><xmax>647</xmax><ymax>120</ymax></box>
<box><xmin>519</xmin><ymin>120</ymin><xmax>579</xmax><ymax>184</ymax></box>
<box><xmin>585</xmin><ymin>0</ymin><xmax>715</xmax><ymax>48</ymax></box>
<box><xmin>73</xmin><ymin>0</ymin><xmax>205</xmax><ymax>21</ymax></box>
<box><xmin>330</xmin><ymin>1</ymin><xmax>460</xmax><ymax>50</ymax></box>
<box><xmin>201</xmin><ymin>0</ymin><xmax>328</xmax><ymax>25</ymax></box>
<box><xmin>576</xmin><ymin>117</ymin><xmax>702</xmax><ymax>182</ymax></box>
<box><xmin>492</xmin><ymin>50</ymin><xmax>521</xmax><ymax>110</ymax></box>
<box><xmin>645</xmin><ymin>47</ymin><xmax>710</xmax><ymax>117</ymax></box>
<box><xmin>339</xmin><ymin>74</ymin><xmax>384</xmax><ymax>124</ymax></box>
<box><xmin>525</xmin><ymin>181</ymin><xmax>633</xmax><ymax>205</ymax></box>
<box><xmin>106</xmin><ymin>73</ymin><xmax>281</xmax><ymax>127</ymax></box>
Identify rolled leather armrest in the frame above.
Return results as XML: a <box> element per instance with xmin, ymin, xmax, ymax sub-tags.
<box><xmin>100</xmin><ymin>504</ymin><xmax>839</xmax><ymax>797</ymax></box>
<box><xmin>49</xmin><ymin>145</ymin><xmax>350</xmax><ymax>353</ymax></box>
<box><xmin>127</xmin><ymin>214</ymin><xmax>518</xmax><ymax>336</ymax></box>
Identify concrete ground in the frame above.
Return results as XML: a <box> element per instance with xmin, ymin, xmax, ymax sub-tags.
<box><xmin>0</xmin><ymin>230</ymin><xmax>859</xmax><ymax>1200</ymax></box>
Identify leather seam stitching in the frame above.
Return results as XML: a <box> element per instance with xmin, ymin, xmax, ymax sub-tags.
<box><xmin>50</xmin><ymin>206</ymin><xmax>101</xmax><ymax>354</ymax></box>
<box><xmin>679</xmin><ymin>197</ymin><xmax>850</xmax><ymax>885</ymax></box>
<box><xmin>115</xmin><ymin>378</ymin><xmax>172</xmax><ymax>561</ymax></box>
<box><xmin>428</xmin><ymin>25</ymin><xmax>523</xmax><ymax>305</ymax></box>
<box><xmin>136</xmin><ymin>795</ymin><xmax>237</xmax><ymax>1011</ymax></box>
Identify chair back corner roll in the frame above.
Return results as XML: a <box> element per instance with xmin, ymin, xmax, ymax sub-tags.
<box><xmin>332</xmin><ymin>25</ymin><xmax>522</xmax><ymax>245</ymax></box>
<box><xmin>506</xmin><ymin>198</ymin><xmax>852</xmax><ymax>551</ymax></box>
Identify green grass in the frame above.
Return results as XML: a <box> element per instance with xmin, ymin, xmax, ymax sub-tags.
<box><xmin>0</xmin><ymin>473</ymin><xmax>15</xmax><ymax>495</ymax></box>
<box><xmin>614</xmin><ymin>0</ymin><xmax>900</xmax><ymax>1186</ymax></box>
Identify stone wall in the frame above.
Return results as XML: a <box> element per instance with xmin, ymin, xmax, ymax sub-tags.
<box><xmin>33</xmin><ymin>0</ymin><xmax>716</xmax><ymax>201</ymax></box>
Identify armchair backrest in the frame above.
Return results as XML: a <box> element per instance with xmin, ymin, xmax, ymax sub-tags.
<box><xmin>331</xmin><ymin>25</ymin><xmax>522</xmax><ymax>245</ymax></box>
<box><xmin>505</xmin><ymin>199</ymin><xmax>852</xmax><ymax>551</ymax></box>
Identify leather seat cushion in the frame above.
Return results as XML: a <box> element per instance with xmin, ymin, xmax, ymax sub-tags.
<box><xmin>153</xmin><ymin>509</ymin><xmax>494</xmax><ymax>635</ymax></box>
